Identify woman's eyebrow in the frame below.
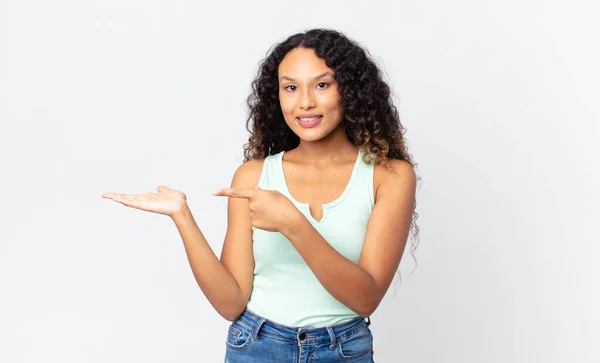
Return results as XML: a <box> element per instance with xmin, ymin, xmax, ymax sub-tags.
<box><xmin>279</xmin><ymin>71</ymin><xmax>333</xmax><ymax>82</ymax></box>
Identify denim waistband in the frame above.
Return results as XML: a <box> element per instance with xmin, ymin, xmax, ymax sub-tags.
<box><xmin>233</xmin><ymin>308</ymin><xmax>371</xmax><ymax>348</ymax></box>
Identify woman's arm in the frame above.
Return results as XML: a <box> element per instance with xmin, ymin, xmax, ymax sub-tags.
<box><xmin>281</xmin><ymin>159</ymin><xmax>416</xmax><ymax>317</ymax></box>
<box><xmin>172</xmin><ymin>159</ymin><xmax>262</xmax><ymax>321</ymax></box>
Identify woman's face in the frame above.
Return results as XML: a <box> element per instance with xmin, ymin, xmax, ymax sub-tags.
<box><xmin>278</xmin><ymin>47</ymin><xmax>343</xmax><ymax>142</ymax></box>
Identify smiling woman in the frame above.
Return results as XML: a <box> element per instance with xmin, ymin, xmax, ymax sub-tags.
<box><xmin>102</xmin><ymin>28</ymin><xmax>418</xmax><ymax>362</ymax></box>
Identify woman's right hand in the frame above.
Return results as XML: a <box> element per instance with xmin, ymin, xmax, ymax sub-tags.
<box><xmin>101</xmin><ymin>185</ymin><xmax>188</xmax><ymax>218</ymax></box>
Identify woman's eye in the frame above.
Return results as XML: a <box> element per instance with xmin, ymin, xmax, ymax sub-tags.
<box><xmin>285</xmin><ymin>85</ymin><xmax>297</xmax><ymax>91</ymax></box>
<box><xmin>317</xmin><ymin>82</ymin><xmax>328</xmax><ymax>89</ymax></box>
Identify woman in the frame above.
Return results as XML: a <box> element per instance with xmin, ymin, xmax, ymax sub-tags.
<box><xmin>102</xmin><ymin>28</ymin><xmax>418</xmax><ymax>362</ymax></box>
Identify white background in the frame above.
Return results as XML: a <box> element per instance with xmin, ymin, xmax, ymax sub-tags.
<box><xmin>1</xmin><ymin>0</ymin><xmax>598</xmax><ymax>362</ymax></box>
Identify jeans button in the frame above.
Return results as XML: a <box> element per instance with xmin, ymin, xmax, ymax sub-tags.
<box><xmin>299</xmin><ymin>332</ymin><xmax>306</xmax><ymax>341</ymax></box>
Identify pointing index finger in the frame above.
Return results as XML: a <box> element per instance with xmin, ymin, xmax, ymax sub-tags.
<box><xmin>212</xmin><ymin>188</ymin><xmax>255</xmax><ymax>199</ymax></box>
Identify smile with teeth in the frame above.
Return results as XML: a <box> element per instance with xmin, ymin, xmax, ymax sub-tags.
<box><xmin>296</xmin><ymin>114</ymin><xmax>323</xmax><ymax>128</ymax></box>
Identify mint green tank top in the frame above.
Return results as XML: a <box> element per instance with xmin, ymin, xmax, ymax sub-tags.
<box><xmin>246</xmin><ymin>149</ymin><xmax>375</xmax><ymax>327</ymax></box>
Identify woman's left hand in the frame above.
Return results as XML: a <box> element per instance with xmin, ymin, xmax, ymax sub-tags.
<box><xmin>212</xmin><ymin>186</ymin><xmax>302</xmax><ymax>232</ymax></box>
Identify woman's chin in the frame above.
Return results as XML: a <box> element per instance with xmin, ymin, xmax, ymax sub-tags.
<box><xmin>293</xmin><ymin>128</ymin><xmax>324</xmax><ymax>141</ymax></box>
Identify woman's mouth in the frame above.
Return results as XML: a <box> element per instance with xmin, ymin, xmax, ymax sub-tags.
<box><xmin>297</xmin><ymin>115</ymin><xmax>323</xmax><ymax>128</ymax></box>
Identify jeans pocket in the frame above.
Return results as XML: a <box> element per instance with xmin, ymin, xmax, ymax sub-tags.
<box><xmin>225</xmin><ymin>322</ymin><xmax>253</xmax><ymax>350</ymax></box>
<box><xmin>336</xmin><ymin>325</ymin><xmax>373</xmax><ymax>360</ymax></box>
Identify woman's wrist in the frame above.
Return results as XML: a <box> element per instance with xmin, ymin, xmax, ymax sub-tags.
<box><xmin>279</xmin><ymin>209</ymin><xmax>307</xmax><ymax>237</ymax></box>
<box><xmin>170</xmin><ymin>202</ymin><xmax>191</xmax><ymax>222</ymax></box>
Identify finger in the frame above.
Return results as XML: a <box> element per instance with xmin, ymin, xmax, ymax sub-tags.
<box><xmin>118</xmin><ymin>195</ymin><xmax>147</xmax><ymax>209</ymax></box>
<box><xmin>101</xmin><ymin>192</ymin><xmax>141</xmax><ymax>206</ymax></box>
<box><xmin>120</xmin><ymin>194</ymin><xmax>141</xmax><ymax>204</ymax></box>
<box><xmin>101</xmin><ymin>193</ymin><xmax>124</xmax><ymax>200</ymax></box>
<box><xmin>157</xmin><ymin>185</ymin><xmax>169</xmax><ymax>193</ymax></box>
<box><xmin>254</xmin><ymin>185</ymin><xmax>262</xmax><ymax>190</ymax></box>
<box><xmin>212</xmin><ymin>188</ymin><xmax>255</xmax><ymax>199</ymax></box>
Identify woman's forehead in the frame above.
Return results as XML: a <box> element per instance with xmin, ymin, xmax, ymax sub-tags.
<box><xmin>278</xmin><ymin>48</ymin><xmax>333</xmax><ymax>78</ymax></box>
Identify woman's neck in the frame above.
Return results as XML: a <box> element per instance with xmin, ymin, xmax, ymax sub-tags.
<box><xmin>289</xmin><ymin>126</ymin><xmax>358</xmax><ymax>165</ymax></box>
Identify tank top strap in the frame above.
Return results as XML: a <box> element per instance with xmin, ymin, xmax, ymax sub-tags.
<box><xmin>345</xmin><ymin>149</ymin><xmax>375</xmax><ymax>210</ymax></box>
<box><xmin>256</xmin><ymin>151</ymin><xmax>285</xmax><ymax>191</ymax></box>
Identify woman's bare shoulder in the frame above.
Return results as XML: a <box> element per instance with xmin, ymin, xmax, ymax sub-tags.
<box><xmin>231</xmin><ymin>158</ymin><xmax>266</xmax><ymax>187</ymax></box>
<box><xmin>373</xmin><ymin>159</ymin><xmax>416</xmax><ymax>201</ymax></box>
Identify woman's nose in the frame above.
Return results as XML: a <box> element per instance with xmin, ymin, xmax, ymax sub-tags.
<box><xmin>299</xmin><ymin>89</ymin><xmax>316</xmax><ymax>109</ymax></box>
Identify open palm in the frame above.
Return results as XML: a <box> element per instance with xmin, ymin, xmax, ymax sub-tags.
<box><xmin>101</xmin><ymin>185</ymin><xmax>187</xmax><ymax>217</ymax></box>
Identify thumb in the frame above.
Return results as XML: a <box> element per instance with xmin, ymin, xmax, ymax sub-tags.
<box><xmin>254</xmin><ymin>185</ymin><xmax>262</xmax><ymax>190</ymax></box>
<box><xmin>157</xmin><ymin>185</ymin><xmax>169</xmax><ymax>193</ymax></box>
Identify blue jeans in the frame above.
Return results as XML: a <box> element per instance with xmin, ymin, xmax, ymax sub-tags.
<box><xmin>224</xmin><ymin>308</ymin><xmax>375</xmax><ymax>362</ymax></box>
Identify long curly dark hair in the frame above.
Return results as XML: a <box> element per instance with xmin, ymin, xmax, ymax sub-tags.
<box><xmin>243</xmin><ymin>28</ymin><xmax>420</xmax><ymax>273</ymax></box>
